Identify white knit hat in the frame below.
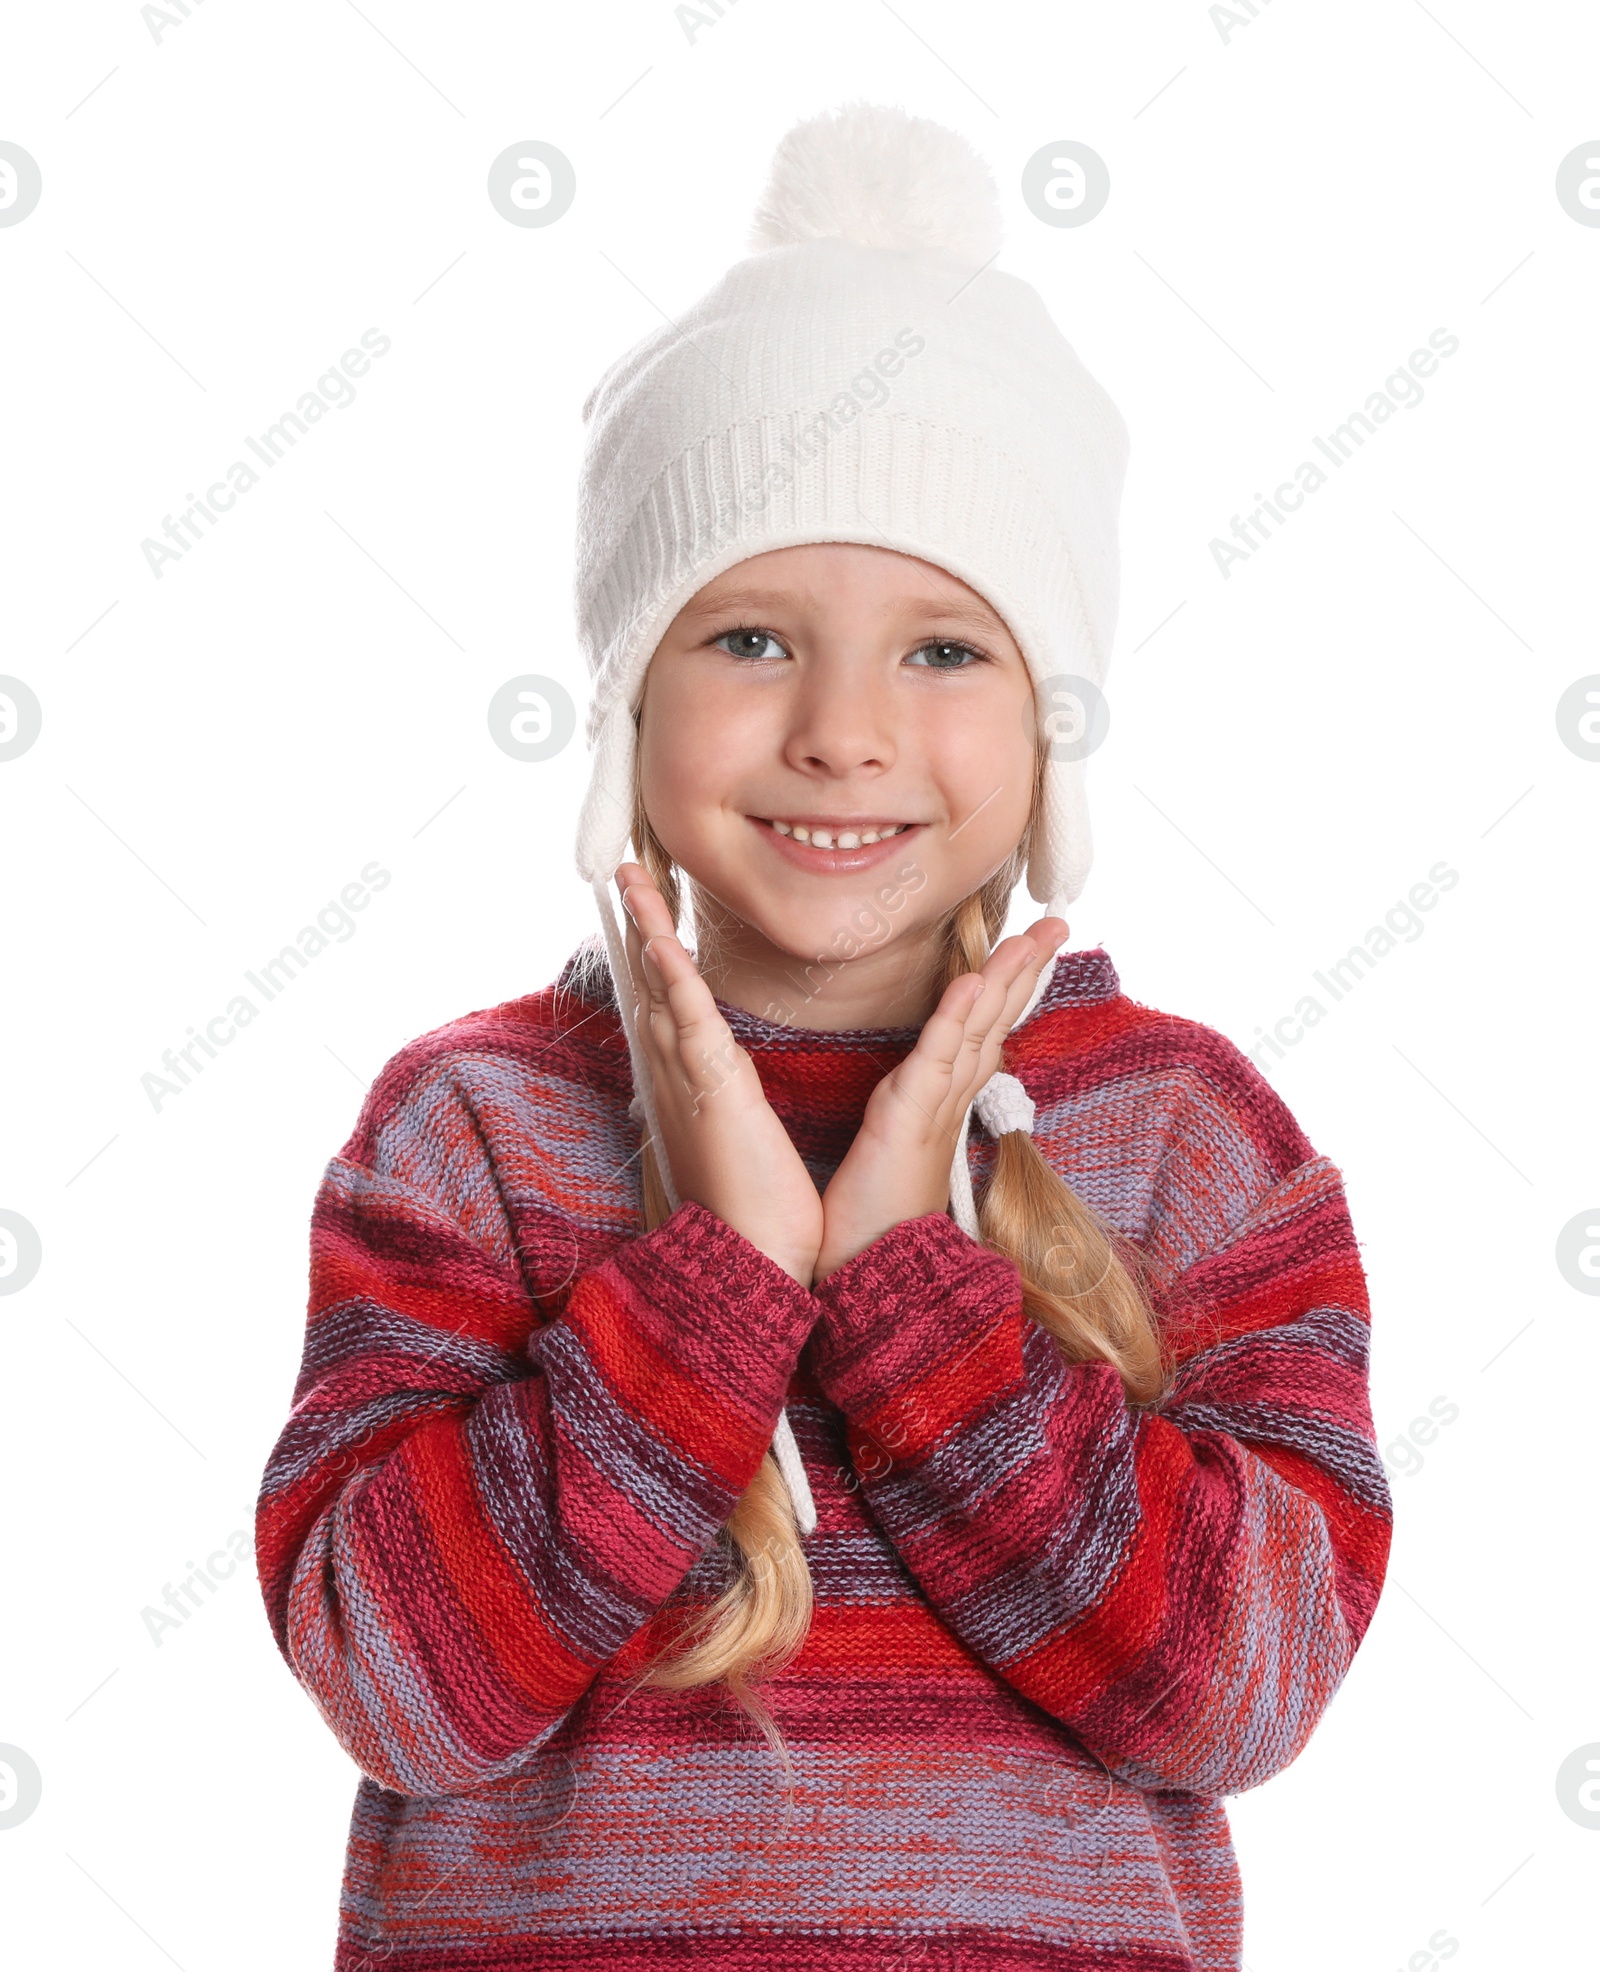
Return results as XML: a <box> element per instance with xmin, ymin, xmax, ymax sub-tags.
<box><xmin>571</xmin><ymin>102</ymin><xmax>1130</xmax><ymax>1536</ymax></box>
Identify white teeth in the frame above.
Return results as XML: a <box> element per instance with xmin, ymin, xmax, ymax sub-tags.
<box><xmin>768</xmin><ymin>820</ymin><xmax>908</xmax><ymax>849</ymax></box>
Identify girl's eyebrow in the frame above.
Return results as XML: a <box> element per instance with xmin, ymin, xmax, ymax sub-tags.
<box><xmin>682</xmin><ymin>586</ymin><xmax>808</xmax><ymax>620</ymax></box>
<box><xmin>685</xmin><ymin>587</ymin><xmax>1005</xmax><ymax>635</ymax></box>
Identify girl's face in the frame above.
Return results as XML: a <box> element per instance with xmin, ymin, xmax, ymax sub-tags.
<box><xmin>637</xmin><ymin>542</ymin><xmax>1038</xmax><ymax>1013</ymax></box>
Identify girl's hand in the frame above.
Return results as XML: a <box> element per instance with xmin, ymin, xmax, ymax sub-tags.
<box><xmin>616</xmin><ymin>864</ymin><xmax>824</xmax><ymax>1286</ymax></box>
<box><xmin>814</xmin><ymin>917</ymin><xmax>1068</xmax><ymax>1282</ymax></box>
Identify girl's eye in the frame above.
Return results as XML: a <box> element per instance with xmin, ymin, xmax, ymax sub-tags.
<box><xmin>906</xmin><ymin>639</ymin><xmax>985</xmax><ymax>670</ymax></box>
<box><xmin>711</xmin><ymin>628</ymin><xmax>988</xmax><ymax>667</ymax></box>
<box><xmin>714</xmin><ymin>626</ymin><xmax>787</xmax><ymax>662</ymax></box>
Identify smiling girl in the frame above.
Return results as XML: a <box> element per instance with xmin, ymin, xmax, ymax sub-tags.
<box><xmin>257</xmin><ymin>103</ymin><xmax>1391</xmax><ymax>1972</ymax></box>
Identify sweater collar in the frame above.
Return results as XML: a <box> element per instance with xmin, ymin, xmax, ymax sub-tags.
<box><xmin>554</xmin><ymin>938</ymin><xmax>1120</xmax><ymax>1187</ymax></box>
<box><xmin>554</xmin><ymin>937</ymin><xmax>1120</xmax><ymax>1042</ymax></box>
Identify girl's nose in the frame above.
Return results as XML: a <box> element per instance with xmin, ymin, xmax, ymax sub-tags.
<box><xmin>781</xmin><ymin>668</ymin><xmax>897</xmax><ymax>777</ymax></box>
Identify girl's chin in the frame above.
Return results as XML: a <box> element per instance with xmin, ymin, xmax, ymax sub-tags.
<box><xmin>721</xmin><ymin>894</ymin><xmax>944</xmax><ymax>973</ymax></box>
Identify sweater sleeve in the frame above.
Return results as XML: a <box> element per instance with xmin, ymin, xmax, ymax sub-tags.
<box><xmin>805</xmin><ymin>1156</ymin><xmax>1392</xmax><ymax>1798</ymax></box>
<box><xmin>255</xmin><ymin>1068</ymin><xmax>819</xmax><ymax>1801</ymax></box>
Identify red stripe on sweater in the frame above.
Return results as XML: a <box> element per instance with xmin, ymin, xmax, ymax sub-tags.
<box><xmin>396</xmin><ymin>1406</ymin><xmax>595</xmax><ymax>1710</ymax></box>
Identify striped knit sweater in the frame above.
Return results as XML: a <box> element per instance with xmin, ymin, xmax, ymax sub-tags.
<box><xmin>255</xmin><ymin>941</ymin><xmax>1392</xmax><ymax>1971</ymax></box>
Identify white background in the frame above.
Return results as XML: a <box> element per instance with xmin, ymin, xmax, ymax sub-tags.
<box><xmin>2</xmin><ymin>2</ymin><xmax>1597</xmax><ymax>1966</ymax></box>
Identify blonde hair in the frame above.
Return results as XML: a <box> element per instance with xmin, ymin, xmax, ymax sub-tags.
<box><xmin>620</xmin><ymin>757</ymin><xmax>1173</xmax><ymax>1776</ymax></box>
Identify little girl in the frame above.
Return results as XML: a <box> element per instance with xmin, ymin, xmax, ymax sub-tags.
<box><xmin>257</xmin><ymin>103</ymin><xmax>1391</xmax><ymax>1972</ymax></box>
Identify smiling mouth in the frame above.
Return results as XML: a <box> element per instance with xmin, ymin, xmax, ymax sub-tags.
<box><xmin>755</xmin><ymin>817</ymin><xmax>918</xmax><ymax>851</ymax></box>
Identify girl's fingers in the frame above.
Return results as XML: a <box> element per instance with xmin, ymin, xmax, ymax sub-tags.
<box><xmin>616</xmin><ymin>865</ymin><xmax>654</xmax><ymax>961</ymax></box>
<box><xmin>617</xmin><ymin>864</ymin><xmax>676</xmax><ymax>960</ymax></box>
<box><xmin>916</xmin><ymin>972</ymin><xmax>988</xmax><ymax>1073</ymax></box>
<box><xmin>957</xmin><ymin>922</ymin><xmax>1065</xmax><ymax>1081</ymax></box>
<box><xmin>617</xmin><ymin>863</ymin><xmax>672</xmax><ymax>932</ymax></box>
<box><xmin>651</xmin><ymin>948</ymin><xmax>746</xmax><ymax>1109</ymax></box>
<box><xmin>912</xmin><ymin>933</ymin><xmax>1037</xmax><ymax>1081</ymax></box>
<box><xmin>967</xmin><ymin>919</ymin><xmax>1065</xmax><ymax>1032</ymax></box>
<box><xmin>615</xmin><ymin>867</ymin><xmax>736</xmax><ymax>1098</ymax></box>
<box><xmin>950</xmin><ymin>929</ymin><xmax>1047</xmax><ymax>1057</ymax></box>
<box><xmin>991</xmin><ymin>917</ymin><xmax>1068</xmax><ymax>1033</ymax></box>
<box><xmin>902</xmin><ymin>918</ymin><xmax>1068</xmax><ymax>1117</ymax></box>
<box><xmin>618</xmin><ymin>867</ymin><xmax>688</xmax><ymax>1009</ymax></box>
<box><xmin>619</xmin><ymin>893</ymin><xmax>651</xmax><ymax>1013</ymax></box>
<box><xmin>617</xmin><ymin>868</ymin><xmax>685</xmax><ymax>1069</ymax></box>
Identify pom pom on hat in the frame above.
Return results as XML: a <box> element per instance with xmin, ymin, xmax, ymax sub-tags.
<box><xmin>745</xmin><ymin>100</ymin><xmax>1002</xmax><ymax>266</ymax></box>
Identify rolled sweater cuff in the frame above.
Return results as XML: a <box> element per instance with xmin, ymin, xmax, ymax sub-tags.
<box><xmin>807</xmin><ymin>1211</ymin><xmax>1024</xmax><ymax>1419</ymax></box>
<box><xmin>577</xmin><ymin>1198</ymin><xmax>824</xmax><ymax>1429</ymax></box>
